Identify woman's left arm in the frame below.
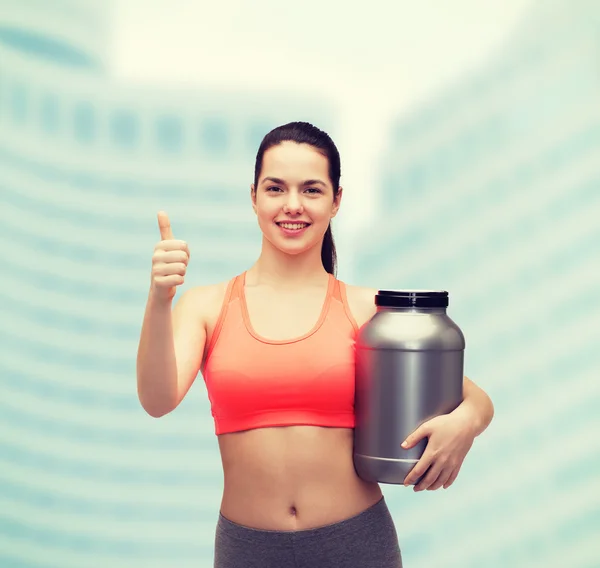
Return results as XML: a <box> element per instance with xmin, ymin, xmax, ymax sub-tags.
<box><xmin>457</xmin><ymin>376</ymin><xmax>495</xmax><ymax>437</ymax></box>
<box><xmin>401</xmin><ymin>376</ymin><xmax>494</xmax><ymax>491</ymax></box>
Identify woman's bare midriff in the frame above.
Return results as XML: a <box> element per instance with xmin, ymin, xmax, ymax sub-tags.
<box><xmin>217</xmin><ymin>425</ymin><xmax>383</xmax><ymax>531</ymax></box>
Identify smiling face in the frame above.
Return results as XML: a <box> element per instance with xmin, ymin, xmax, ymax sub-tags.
<box><xmin>251</xmin><ymin>141</ymin><xmax>342</xmax><ymax>257</ymax></box>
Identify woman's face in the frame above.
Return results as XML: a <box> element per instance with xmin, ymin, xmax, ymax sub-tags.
<box><xmin>251</xmin><ymin>141</ymin><xmax>342</xmax><ymax>257</ymax></box>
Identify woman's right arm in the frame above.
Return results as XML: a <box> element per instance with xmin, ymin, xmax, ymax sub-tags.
<box><xmin>136</xmin><ymin>286</ymin><xmax>208</xmax><ymax>417</ymax></box>
<box><xmin>136</xmin><ymin>211</ymin><xmax>209</xmax><ymax>417</ymax></box>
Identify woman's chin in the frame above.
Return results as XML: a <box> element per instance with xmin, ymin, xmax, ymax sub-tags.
<box><xmin>269</xmin><ymin>237</ymin><xmax>318</xmax><ymax>257</ymax></box>
<box><xmin>278</xmin><ymin>243</ymin><xmax>311</xmax><ymax>256</ymax></box>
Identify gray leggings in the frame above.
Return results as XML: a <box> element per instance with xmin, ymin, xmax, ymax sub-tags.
<box><xmin>214</xmin><ymin>497</ymin><xmax>403</xmax><ymax>568</ymax></box>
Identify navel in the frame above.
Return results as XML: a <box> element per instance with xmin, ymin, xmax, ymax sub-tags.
<box><xmin>289</xmin><ymin>505</ymin><xmax>297</xmax><ymax>517</ymax></box>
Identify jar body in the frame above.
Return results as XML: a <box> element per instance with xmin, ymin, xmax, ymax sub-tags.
<box><xmin>353</xmin><ymin>307</ymin><xmax>465</xmax><ymax>485</ymax></box>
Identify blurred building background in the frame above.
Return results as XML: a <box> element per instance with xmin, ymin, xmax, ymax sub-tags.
<box><xmin>0</xmin><ymin>0</ymin><xmax>598</xmax><ymax>567</ymax></box>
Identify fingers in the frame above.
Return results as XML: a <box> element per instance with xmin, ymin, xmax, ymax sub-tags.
<box><xmin>427</xmin><ymin>469</ymin><xmax>452</xmax><ymax>491</ymax></box>
<box><xmin>151</xmin><ymin>256</ymin><xmax>187</xmax><ymax>297</ymax></box>
<box><xmin>152</xmin><ymin>247</ymin><xmax>188</xmax><ymax>278</ymax></box>
<box><xmin>402</xmin><ymin>422</ymin><xmax>430</xmax><ymax>449</ymax></box>
<box><xmin>404</xmin><ymin>450</ymin><xmax>434</xmax><ymax>486</ymax></box>
<box><xmin>410</xmin><ymin>458</ymin><xmax>463</xmax><ymax>492</ymax></box>
<box><xmin>153</xmin><ymin>273</ymin><xmax>185</xmax><ymax>287</ymax></box>
<box><xmin>443</xmin><ymin>463</ymin><xmax>462</xmax><ymax>489</ymax></box>
<box><xmin>157</xmin><ymin>211</ymin><xmax>174</xmax><ymax>240</ymax></box>
<box><xmin>153</xmin><ymin>249</ymin><xmax>189</xmax><ymax>265</ymax></box>
<box><xmin>155</xmin><ymin>239</ymin><xmax>190</xmax><ymax>258</ymax></box>
<box><xmin>153</xmin><ymin>262</ymin><xmax>187</xmax><ymax>278</ymax></box>
<box><xmin>156</xmin><ymin>212</ymin><xmax>190</xmax><ymax>259</ymax></box>
<box><xmin>414</xmin><ymin>461</ymin><xmax>444</xmax><ymax>492</ymax></box>
<box><xmin>151</xmin><ymin>212</ymin><xmax>189</xmax><ymax>299</ymax></box>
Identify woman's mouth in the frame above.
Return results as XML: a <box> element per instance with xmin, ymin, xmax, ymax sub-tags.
<box><xmin>276</xmin><ymin>221</ymin><xmax>311</xmax><ymax>236</ymax></box>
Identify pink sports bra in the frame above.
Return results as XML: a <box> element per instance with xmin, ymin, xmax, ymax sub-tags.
<box><xmin>202</xmin><ymin>272</ymin><xmax>359</xmax><ymax>435</ymax></box>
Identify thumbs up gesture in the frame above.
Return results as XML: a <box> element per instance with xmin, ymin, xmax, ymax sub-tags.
<box><xmin>151</xmin><ymin>211</ymin><xmax>190</xmax><ymax>301</ymax></box>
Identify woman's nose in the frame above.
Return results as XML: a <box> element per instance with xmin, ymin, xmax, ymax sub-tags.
<box><xmin>283</xmin><ymin>192</ymin><xmax>303</xmax><ymax>213</ymax></box>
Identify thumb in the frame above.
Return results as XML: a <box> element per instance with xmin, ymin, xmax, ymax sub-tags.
<box><xmin>402</xmin><ymin>421</ymin><xmax>431</xmax><ymax>449</ymax></box>
<box><xmin>157</xmin><ymin>211</ymin><xmax>174</xmax><ymax>240</ymax></box>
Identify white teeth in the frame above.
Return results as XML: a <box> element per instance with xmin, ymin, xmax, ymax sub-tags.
<box><xmin>280</xmin><ymin>223</ymin><xmax>308</xmax><ymax>230</ymax></box>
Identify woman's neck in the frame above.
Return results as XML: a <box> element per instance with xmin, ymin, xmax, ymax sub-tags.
<box><xmin>248</xmin><ymin>238</ymin><xmax>330</xmax><ymax>288</ymax></box>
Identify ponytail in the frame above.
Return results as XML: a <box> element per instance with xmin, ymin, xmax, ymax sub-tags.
<box><xmin>321</xmin><ymin>223</ymin><xmax>337</xmax><ymax>276</ymax></box>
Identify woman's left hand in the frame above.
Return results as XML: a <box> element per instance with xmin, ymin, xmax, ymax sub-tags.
<box><xmin>401</xmin><ymin>407</ymin><xmax>477</xmax><ymax>491</ymax></box>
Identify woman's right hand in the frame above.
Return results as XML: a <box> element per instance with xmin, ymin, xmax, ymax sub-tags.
<box><xmin>150</xmin><ymin>211</ymin><xmax>190</xmax><ymax>301</ymax></box>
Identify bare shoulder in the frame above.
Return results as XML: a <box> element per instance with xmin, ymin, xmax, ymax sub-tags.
<box><xmin>173</xmin><ymin>280</ymin><xmax>229</xmax><ymax>324</ymax></box>
<box><xmin>343</xmin><ymin>283</ymin><xmax>379</xmax><ymax>328</ymax></box>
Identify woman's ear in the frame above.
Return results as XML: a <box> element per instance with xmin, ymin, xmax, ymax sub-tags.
<box><xmin>250</xmin><ymin>184</ymin><xmax>257</xmax><ymax>214</ymax></box>
<box><xmin>331</xmin><ymin>186</ymin><xmax>343</xmax><ymax>218</ymax></box>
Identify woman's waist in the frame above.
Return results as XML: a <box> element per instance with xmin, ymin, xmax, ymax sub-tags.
<box><xmin>217</xmin><ymin>425</ymin><xmax>382</xmax><ymax>529</ymax></box>
<box><xmin>220</xmin><ymin>467</ymin><xmax>382</xmax><ymax>531</ymax></box>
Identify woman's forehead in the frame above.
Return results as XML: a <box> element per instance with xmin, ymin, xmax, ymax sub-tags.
<box><xmin>261</xmin><ymin>142</ymin><xmax>329</xmax><ymax>180</ymax></box>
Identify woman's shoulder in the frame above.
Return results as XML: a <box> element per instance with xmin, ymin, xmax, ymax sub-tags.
<box><xmin>174</xmin><ymin>278</ymin><xmax>233</xmax><ymax>323</ymax></box>
<box><xmin>340</xmin><ymin>282</ymin><xmax>379</xmax><ymax>328</ymax></box>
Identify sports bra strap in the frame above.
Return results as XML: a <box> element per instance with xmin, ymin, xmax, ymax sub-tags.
<box><xmin>230</xmin><ymin>273</ymin><xmax>244</xmax><ymax>300</ymax></box>
<box><xmin>336</xmin><ymin>279</ymin><xmax>359</xmax><ymax>333</ymax></box>
<box><xmin>332</xmin><ymin>278</ymin><xmax>343</xmax><ymax>302</ymax></box>
<box><xmin>203</xmin><ymin>275</ymin><xmax>238</xmax><ymax>364</ymax></box>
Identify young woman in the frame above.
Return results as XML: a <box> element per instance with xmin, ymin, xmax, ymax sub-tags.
<box><xmin>137</xmin><ymin>122</ymin><xmax>494</xmax><ymax>568</ymax></box>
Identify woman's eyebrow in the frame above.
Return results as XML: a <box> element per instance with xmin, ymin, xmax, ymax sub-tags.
<box><xmin>261</xmin><ymin>177</ymin><xmax>327</xmax><ymax>187</ymax></box>
<box><xmin>261</xmin><ymin>177</ymin><xmax>286</xmax><ymax>185</ymax></box>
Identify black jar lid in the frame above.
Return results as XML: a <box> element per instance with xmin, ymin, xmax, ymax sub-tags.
<box><xmin>375</xmin><ymin>290</ymin><xmax>449</xmax><ymax>308</ymax></box>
